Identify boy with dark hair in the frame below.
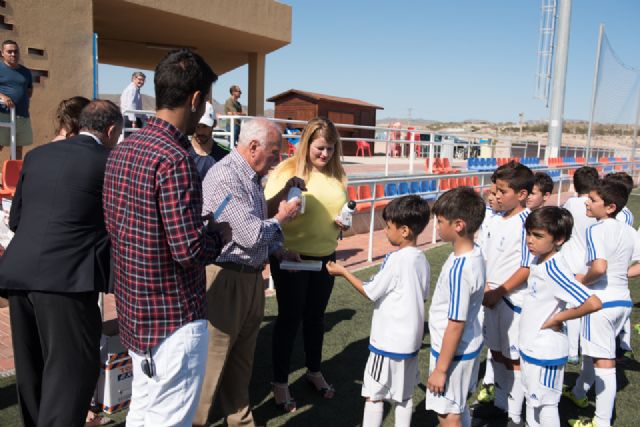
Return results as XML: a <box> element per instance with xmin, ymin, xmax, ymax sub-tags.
<box><xmin>473</xmin><ymin>161</ymin><xmax>533</xmax><ymax>426</ymax></box>
<box><xmin>527</xmin><ymin>172</ymin><xmax>553</xmax><ymax>210</ymax></box>
<box><xmin>326</xmin><ymin>195</ymin><xmax>430</xmax><ymax>427</ymax></box>
<box><xmin>425</xmin><ymin>187</ymin><xmax>486</xmax><ymax>427</ymax></box>
<box><xmin>604</xmin><ymin>172</ymin><xmax>634</xmax><ymax>226</ymax></box>
<box><xmin>520</xmin><ymin>207</ymin><xmax>602</xmax><ymax>427</ymax></box>
<box><xmin>564</xmin><ymin>180</ymin><xmax>635</xmax><ymax>427</ymax></box>
<box><xmin>561</xmin><ymin>166</ymin><xmax>599</xmax><ymax>363</ymax></box>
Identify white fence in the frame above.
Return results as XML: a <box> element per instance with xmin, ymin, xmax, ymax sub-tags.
<box><xmin>0</xmin><ymin>104</ymin><xmax>17</xmax><ymax>160</ymax></box>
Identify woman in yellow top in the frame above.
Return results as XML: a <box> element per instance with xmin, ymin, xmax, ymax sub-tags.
<box><xmin>264</xmin><ymin>117</ymin><xmax>348</xmax><ymax>412</ymax></box>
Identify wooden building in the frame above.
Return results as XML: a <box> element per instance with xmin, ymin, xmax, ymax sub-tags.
<box><xmin>267</xmin><ymin>89</ymin><xmax>383</xmax><ymax>155</ymax></box>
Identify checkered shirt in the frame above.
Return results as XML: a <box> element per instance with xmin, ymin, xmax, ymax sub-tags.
<box><xmin>103</xmin><ymin>117</ymin><xmax>223</xmax><ymax>353</ymax></box>
<box><xmin>202</xmin><ymin>149</ymin><xmax>283</xmax><ymax>267</ymax></box>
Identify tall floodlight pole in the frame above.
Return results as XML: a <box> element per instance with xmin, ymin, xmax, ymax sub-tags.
<box><xmin>546</xmin><ymin>0</ymin><xmax>572</xmax><ymax>160</ymax></box>
<box><xmin>585</xmin><ymin>24</ymin><xmax>605</xmax><ymax>163</ymax></box>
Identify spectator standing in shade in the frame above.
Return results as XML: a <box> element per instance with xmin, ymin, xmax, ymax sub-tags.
<box><xmin>0</xmin><ymin>40</ymin><xmax>33</xmax><ymax>159</ymax></box>
<box><xmin>0</xmin><ymin>100</ymin><xmax>122</xmax><ymax>427</ymax></box>
<box><xmin>194</xmin><ymin>118</ymin><xmax>302</xmax><ymax>427</ymax></box>
<box><xmin>119</xmin><ymin>71</ymin><xmax>146</xmax><ymax>134</ymax></box>
<box><xmin>224</xmin><ymin>84</ymin><xmax>243</xmax><ymax>145</ymax></box>
<box><xmin>188</xmin><ymin>101</ymin><xmax>228</xmax><ymax>180</ymax></box>
<box><xmin>263</xmin><ymin>117</ymin><xmax>349</xmax><ymax>412</ymax></box>
<box><xmin>103</xmin><ymin>49</ymin><xmax>230</xmax><ymax>427</ymax></box>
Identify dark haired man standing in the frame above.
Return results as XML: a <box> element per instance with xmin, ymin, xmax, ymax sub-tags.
<box><xmin>0</xmin><ymin>100</ymin><xmax>122</xmax><ymax>427</ymax></box>
<box><xmin>103</xmin><ymin>49</ymin><xmax>231</xmax><ymax>426</ymax></box>
<box><xmin>0</xmin><ymin>40</ymin><xmax>33</xmax><ymax>159</ymax></box>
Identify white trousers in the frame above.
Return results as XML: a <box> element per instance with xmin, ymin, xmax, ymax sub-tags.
<box><xmin>126</xmin><ymin>320</ymin><xmax>208</xmax><ymax>427</ymax></box>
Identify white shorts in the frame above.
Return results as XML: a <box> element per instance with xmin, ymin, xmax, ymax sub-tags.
<box><xmin>425</xmin><ymin>352</ymin><xmax>478</xmax><ymax>415</ymax></box>
<box><xmin>521</xmin><ymin>358</ymin><xmax>564</xmax><ymax>408</ymax></box>
<box><xmin>361</xmin><ymin>352</ymin><xmax>419</xmax><ymax>403</ymax></box>
<box><xmin>483</xmin><ymin>297</ymin><xmax>521</xmax><ymax>360</ymax></box>
<box><xmin>581</xmin><ymin>304</ymin><xmax>632</xmax><ymax>359</ymax></box>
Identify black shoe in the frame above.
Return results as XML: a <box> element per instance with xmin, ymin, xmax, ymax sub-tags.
<box><xmin>506</xmin><ymin>419</ymin><xmax>524</xmax><ymax>427</ymax></box>
<box><xmin>470</xmin><ymin>402</ymin><xmax>508</xmax><ymax>420</ymax></box>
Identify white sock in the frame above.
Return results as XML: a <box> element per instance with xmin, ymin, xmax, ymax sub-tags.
<box><xmin>363</xmin><ymin>400</ymin><xmax>384</xmax><ymax>427</ymax></box>
<box><xmin>484</xmin><ymin>351</ymin><xmax>495</xmax><ymax>385</ymax></box>
<box><xmin>594</xmin><ymin>367</ymin><xmax>616</xmax><ymax>427</ymax></box>
<box><xmin>573</xmin><ymin>356</ymin><xmax>595</xmax><ymax>399</ymax></box>
<box><xmin>537</xmin><ymin>404</ymin><xmax>560</xmax><ymax>427</ymax></box>
<box><xmin>393</xmin><ymin>398</ymin><xmax>413</xmax><ymax>427</ymax></box>
<box><xmin>493</xmin><ymin>359</ymin><xmax>508</xmax><ymax>411</ymax></box>
<box><xmin>506</xmin><ymin>369</ymin><xmax>524</xmax><ymax>424</ymax></box>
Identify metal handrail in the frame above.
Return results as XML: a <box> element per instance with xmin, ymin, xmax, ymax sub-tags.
<box><xmin>0</xmin><ymin>103</ymin><xmax>17</xmax><ymax>160</ymax></box>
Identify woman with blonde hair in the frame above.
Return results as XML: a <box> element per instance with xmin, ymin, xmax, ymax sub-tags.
<box><xmin>264</xmin><ymin>117</ymin><xmax>348</xmax><ymax>412</ymax></box>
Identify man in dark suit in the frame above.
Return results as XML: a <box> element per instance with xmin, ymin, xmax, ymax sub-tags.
<box><xmin>0</xmin><ymin>99</ymin><xmax>122</xmax><ymax>427</ymax></box>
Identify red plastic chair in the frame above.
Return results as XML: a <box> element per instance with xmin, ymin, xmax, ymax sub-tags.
<box><xmin>357</xmin><ymin>185</ymin><xmax>373</xmax><ymax>213</ymax></box>
<box><xmin>439</xmin><ymin>178</ymin><xmax>450</xmax><ymax>191</ymax></box>
<box><xmin>347</xmin><ymin>185</ymin><xmax>358</xmax><ymax>202</ymax></box>
<box><xmin>1</xmin><ymin>160</ymin><xmax>22</xmax><ymax>198</ymax></box>
<box><xmin>287</xmin><ymin>142</ymin><xmax>296</xmax><ymax>157</ymax></box>
<box><xmin>355</xmin><ymin>140</ymin><xmax>372</xmax><ymax>157</ymax></box>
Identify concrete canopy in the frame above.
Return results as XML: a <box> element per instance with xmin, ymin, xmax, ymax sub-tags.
<box><xmin>93</xmin><ymin>0</ymin><xmax>292</xmax><ymax>74</ymax></box>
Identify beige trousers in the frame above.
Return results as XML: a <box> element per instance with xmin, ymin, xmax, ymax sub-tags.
<box><xmin>193</xmin><ymin>264</ymin><xmax>265</xmax><ymax>427</ymax></box>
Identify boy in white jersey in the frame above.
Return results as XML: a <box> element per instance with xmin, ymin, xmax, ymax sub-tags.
<box><xmin>521</xmin><ymin>207</ymin><xmax>602</xmax><ymax>427</ymax></box>
<box><xmin>561</xmin><ymin>166</ymin><xmax>599</xmax><ymax>364</ymax></box>
<box><xmin>564</xmin><ymin>180</ymin><xmax>635</xmax><ymax>427</ymax></box>
<box><xmin>604</xmin><ymin>172</ymin><xmax>635</xmax><ymax>360</ymax></box>
<box><xmin>425</xmin><ymin>187</ymin><xmax>487</xmax><ymax>427</ymax></box>
<box><xmin>526</xmin><ymin>172</ymin><xmax>553</xmax><ymax>211</ymax></box>
<box><xmin>476</xmin><ymin>178</ymin><xmax>500</xmax><ymax>403</ymax></box>
<box><xmin>326</xmin><ymin>195</ymin><xmax>430</xmax><ymax>427</ymax></box>
<box><xmin>472</xmin><ymin>161</ymin><xmax>533</xmax><ymax>427</ymax></box>
<box><xmin>605</xmin><ymin>172</ymin><xmax>635</xmax><ymax>227</ymax></box>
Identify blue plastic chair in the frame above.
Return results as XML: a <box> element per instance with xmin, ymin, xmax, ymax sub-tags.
<box><xmin>410</xmin><ymin>182</ymin><xmax>421</xmax><ymax>194</ymax></box>
<box><xmin>430</xmin><ymin>180</ymin><xmax>437</xmax><ymax>191</ymax></box>
<box><xmin>398</xmin><ymin>182</ymin><xmax>410</xmax><ymax>195</ymax></box>
<box><xmin>385</xmin><ymin>183</ymin><xmax>397</xmax><ymax>196</ymax></box>
<box><xmin>421</xmin><ymin>180</ymin><xmax>430</xmax><ymax>192</ymax></box>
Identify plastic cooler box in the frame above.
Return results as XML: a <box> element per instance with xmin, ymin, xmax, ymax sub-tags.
<box><xmin>96</xmin><ymin>319</ymin><xmax>132</xmax><ymax>414</ymax></box>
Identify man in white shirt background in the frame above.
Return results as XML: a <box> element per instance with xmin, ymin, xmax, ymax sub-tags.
<box><xmin>120</xmin><ymin>71</ymin><xmax>146</xmax><ymax>134</ymax></box>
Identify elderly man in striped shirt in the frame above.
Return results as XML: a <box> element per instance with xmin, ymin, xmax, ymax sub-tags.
<box><xmin>194</xmin><ymin>117</ymin><xmax>302</xmax><ymax>427</ymax></box>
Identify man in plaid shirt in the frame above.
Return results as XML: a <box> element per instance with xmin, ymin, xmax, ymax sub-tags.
<box><xmin>103</xmin><ymin>49</ymin><xmax>230</xmax><ymax>426</ymax></box>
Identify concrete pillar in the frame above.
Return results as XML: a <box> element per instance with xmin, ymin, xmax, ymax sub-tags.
<box><xmin>248</xmin><ymin>52</ymin><xmax>265</xmax><ymax>116</ymax></box>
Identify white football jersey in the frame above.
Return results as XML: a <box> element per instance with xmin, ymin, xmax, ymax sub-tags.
<box><xmin>560</xmin><ymin>196</ymin><xmax>596</xmax><ymax>275</ymax></box>
<box><xmin>616</xmin><ymin>206</ymin><xmax>634</xmax><ymax>227</ymax></box>
<box><xmin>364</xmin><ymin>246</ymin><xmax>430</xmax><ymax>357</ymax></box>
<box><xmin>483</xmin><ymin>208</ymin><xmax>532</xmax><ymax>305</ymax></box>
<box><xmin>477</xmin><ymin>205</ymin><xmax>501</xmax><ymax>258</ymax></box>
<box><xmin>429</xmin><ymin>246</ymin><xmax>486</xmax><ymax>357</ymax></box>
<box><xmin>519</xmin><ymin>253</ymin><xmax>593</xmax><ymax>362</ymax></box>
<box><xmin>585</xmin><ymin>218</ymin><xmax>635</xmax><ymax>302</ymax></box>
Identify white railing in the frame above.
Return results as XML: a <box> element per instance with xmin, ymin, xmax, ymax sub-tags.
<box><xmin>120</xmin><ymin>109</ymin><xmax>156</xmax><ymax>138</ymax></box>
<box><xmin>347</xmin><ymin>160</ymin><xmax>639</xmax><ymax>263</ymax></box>
<box><xmin>215</xmin><ymin>115</ymin><xmax>626</xmax><ymax>171</ymax></box>
<box><xmin>0</xmin><ymin>103</ymin><xmax>17</xmax><ymax>160</ymax></box>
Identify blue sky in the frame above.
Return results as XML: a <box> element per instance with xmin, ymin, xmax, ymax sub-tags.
<box><xmin>98</xmin><ymin>0</ymin><xmax>640</xmax><ymax>123</ymax></box>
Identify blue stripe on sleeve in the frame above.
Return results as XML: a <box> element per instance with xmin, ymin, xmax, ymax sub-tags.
<box><xmin>586</xmin><ymin>224</ymin><xmax>597</xmax><ymax>262</ymax></box>
<box><xmin>448</xmin><ymin>257</ymin><xmax>466</xmax><ymax>320</ymax></box>
<box><xmin>547</xmin><ymin>259</ymin><xmax>590</xmax><ymax>304</ymax></box>
<box><xmin>448</xmin><ymin>258</ymin><xmax>459</xmax><ymax>319</ymax></box>
<box><xmin>519</xmin><ymin>212</ymin><xmax>531</xmax><ymax>266</ymax></box>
